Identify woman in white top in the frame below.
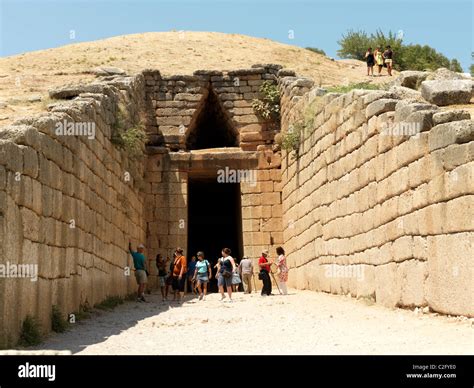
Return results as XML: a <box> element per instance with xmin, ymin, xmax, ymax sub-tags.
<box><xmin>275</xmin><ymin>246</ymin><xmax>289</xmax><ymax>295</ymax></box>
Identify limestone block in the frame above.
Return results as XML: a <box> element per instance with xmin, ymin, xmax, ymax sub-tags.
<box><xmin>374</xmin><ymin>262</ymin><xmax>402</xmax><ymax>307</ymax></box>
<box><xmin>426</xmin><ymin>233</ymin><xmax>474</xmax><ymax>317</ymax></box>
<box><xmin>399</xmin><ymin>260</ymin><xmax>428</xmax><ymax>307</ymax></box>
<box><xmin>241</xmin><ymin>206</ymin><xmax>262</xmax><ymax>219</ymax></box>
<box><xmin>446</xmin><ymin>163</ymin><xmax>473</xmax><ymax>198</ymax></box>
<box><xmin>393</xmin><ymin>71</ymin><xmax>429</xmax><ymax>90</ymax></box>
<box><xmin>18</xmin><ymin>175</ymin><xmax>33</xmax><ymax>209</ymax></box>
<box><xmin>242</xmin><ymin>219</ymin><xmax>260</xmax><ymax>232</ymax></box>
<box><xmin>35</xmin><ymin>278</ymin><xmax>52</xmax><ymax>333</ymax></box>
<box><xmin>432</xmin><ymin>109</ymin><xmax>471</xmax><ymax>126</ymax></box>
<box><xmin>21</xmin><ymin>146</ymin><xmax>39</xmax><ymax>179</ymax></box>
<box><xmin>261</xmin><ymin>218</ymin><xmax>283</xmax><ymax>232</ymax></box>
<box><xmin>0</xmin><ymin>141</ymin><xmax>23</xmax><ymax>173</ymax></box>
<box><xmin>168</xmin><ymin>194</ymin><xmax>187</xmax><ymax>207</ymax></box>
<box><xmin>241</xmin><ymin>193</ymin><xmax>262</xmax><ymax>206</ymax></box>
<box><xmin>445</xmin><ymin>196</ymin><xmax>474</xmax><ymax>233</ymax></box>
<box><xmin>261</xmin><ymin>192</ymin><xmax>281</xmax><ymax>205</ymax></box>
<box><xmin>261</xmin><ymin>205</ymin><xmax>272</xmax><ymax>218</ymax></box>
<box><xmin>20</xmin><ymin>207</ymin><xmax>40</xmax><ymax>242</ymax></box>
<box><xmin>429</xmin><ymin>120</ymin><xmax>474</xmax><ymax>151</ymax></box>
<box><xmin>442</xmin><ymin>143</ymin><xmax>472</xmax><ymax>171</ymax></box>
<box><xmin>394</xmin><ymin>101</ymin><xmax>438</xmax><ymax>123</ymax></box>
<box><xmin>365</xmin><ymin>98</ymin><xmax>399</xmax><ymax>119</ymax></box>
<box><xmin>421</xmin><ymin>80</ymin><xmax>472</xmax><ymax>106</ymax></box>
<box><xmin>168</xmin><ymin>221</ymin><xmax>186</xmax><ymax>235</ymax></box>
<box><xmin>233</xmin><ymin>100</ymin><xmax>253</xmax><ymax>108</ymax></box>
<box><xmin>233</xmin><ymin>114</ymin><xmax>261</xmax><ymax>124</ymax></box>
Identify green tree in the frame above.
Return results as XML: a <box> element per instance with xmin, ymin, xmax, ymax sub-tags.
<box><xmin>337</xmin><ymin>29</ymin><xmax>371</xmax><ymax>60</ymax></box>
<box><xmin>399</xmin><ymin>44</ymin><xmax>451</xmax><ymax>71</ymax></box>
<box><xmin>470</xmin><ymin>64</ymin><xmax>474</xmax><ymax>76</ymax></box>
<box><xmin>449</xmin><ymin>59</ymin><xmax>463</xmax><ymax>72</ymax></box>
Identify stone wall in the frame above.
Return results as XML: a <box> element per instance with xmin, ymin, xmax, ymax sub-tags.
<box><xmin>280</xmin><ymin>82</ymin><xmax>473</xmax><ymax>317</ymax></box>
<box><xmin>0</xmin><ymin>76</ymin><xmax>146</xmax><ymax>348</ymax></box>
<box><xmin>143</xmin><ymin>65</ymin><xmax>284</xmax><ymax>151</ymax></box>
<box><xmin>1</xmin><ymin>62</ymin><xmax>472</xmax><ymax>349</ymax></box>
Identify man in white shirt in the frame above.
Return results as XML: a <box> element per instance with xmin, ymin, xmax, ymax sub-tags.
<box><xmin>239</xmin><ymin>256</ymin><xmax>254</xmax><ymax>294</ymax></box>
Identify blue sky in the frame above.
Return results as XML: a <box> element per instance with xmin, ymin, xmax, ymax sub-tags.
<box><xmin>0</xmin><ymin>0</ymin><xmax>472</xmax><ymax>70</ymax></box>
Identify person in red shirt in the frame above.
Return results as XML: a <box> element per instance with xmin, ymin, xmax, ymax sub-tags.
<box><xmin>258</xmin><ymin>249</ymin><xmax>273</xmax><ymax>296</ymax></box>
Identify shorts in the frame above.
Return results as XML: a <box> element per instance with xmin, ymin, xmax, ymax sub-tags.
<box><xmin>367</xmin><ymin>61</ymin><xmax>375</xmax><ymax>67</ymax></box>
<box><xmin>196</xmin><ymin>273</ymin><xmax>209</xmax><ymax>284</ymax></box>
<box><xmin>135</xmin><ymin>269</ymin><xmax>148</xmax><ymax>285</ymax></box>
<box><xmin>172</xmin><ymin>276</ymin><xmax>186</xmax><ymax>292</ymax></box>
<box><xmin>217</xmin><ymin>273</ymin><xmax>232</xmax><ymax>288</ymax></box>
<box><xmin>158</xmin><ymin>276</ymin><xmax>166</xmax><ymax>287</ymax></box>
<box><xmin>385</xmin><ymin>59</ymin><xmax>393</xmax><ymax>65</ymax></box>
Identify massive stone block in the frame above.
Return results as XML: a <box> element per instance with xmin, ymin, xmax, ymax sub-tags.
<box><xmin>421</xmin><ymin>80</ymin><xmax>473</xmax><ymax>106</ymax></box>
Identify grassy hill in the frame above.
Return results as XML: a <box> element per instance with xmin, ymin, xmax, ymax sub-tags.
<box><xmin>0</xmin><ymin>31</ymin><xmax>393</xmax><ymax>125</ymax></box>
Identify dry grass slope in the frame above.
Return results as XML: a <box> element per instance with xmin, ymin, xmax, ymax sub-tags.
<box><xmin>0</xmin><ymin>31</ymin><xmax>394</xmax><ymax>125</ymax></box>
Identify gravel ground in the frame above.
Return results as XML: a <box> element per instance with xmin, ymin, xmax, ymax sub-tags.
<box><xmin>23</xmin><ymin>289</ymin><xmax>474</xmax><ymax>355</ymax></box>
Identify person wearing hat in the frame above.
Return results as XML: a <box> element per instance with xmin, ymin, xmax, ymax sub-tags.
<box><xmin>239</xmin><ymin>256</ymin><xmax>254</xmax><ymax>294</ymax></box>
<box><xmin>192</xmin><ymin>251</ymin><xmax>212</xmax><ymax>300</ymax></box>
<box><xmin>129</xmin><ymin>242</ymin><xmax>148</xmax><ymax>302</ymax></box>
<box><xmin>258</xmin><ymin>249</ymin><xmax>273</xmax><ymax>296</ymax></box>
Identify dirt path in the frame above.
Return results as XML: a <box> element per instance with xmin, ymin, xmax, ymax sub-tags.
<box><xmin>31</xmin><ymin>290</ymin><xmax>472</xmax><ymax>355</ymax></box>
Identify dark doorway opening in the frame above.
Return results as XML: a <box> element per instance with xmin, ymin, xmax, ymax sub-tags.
<box><xmin>186</xmin><ymin>88</ymin><xmax>238</xmax><ymax>150</ymax></box>
<box><xmin>187</xmin><ymin>177</ymin><xmax>243</xmax><ymax>293</ymax></box>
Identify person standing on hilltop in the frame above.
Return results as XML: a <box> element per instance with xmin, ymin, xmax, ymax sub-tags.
<box><xmin>129</xmin><ymin>242</ymin><xmax>148</xmax><ymax>302</ymax></box>
<box><xmin>383</xmin><ymin>45</ymin><xmax>393</xmax><ymax>76</ymax></box>
<box><xmin>258</xmin><ymin>249</ymin><xmax>274</xmax><ymax>296</ymax></box>
<box><xmin>374</xmin><ymin>46</ymin><xmax>384</xmax><ymax>76</ymax></box>
<box><xmin>171</xmin><ymin>248</ymin><xmax>187</xmax><ymax>303</ymax></box>
<box><xmin>365</xmin><ymin>47</ymin><xmax>375</xmax><ymax>76</ymax></box>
